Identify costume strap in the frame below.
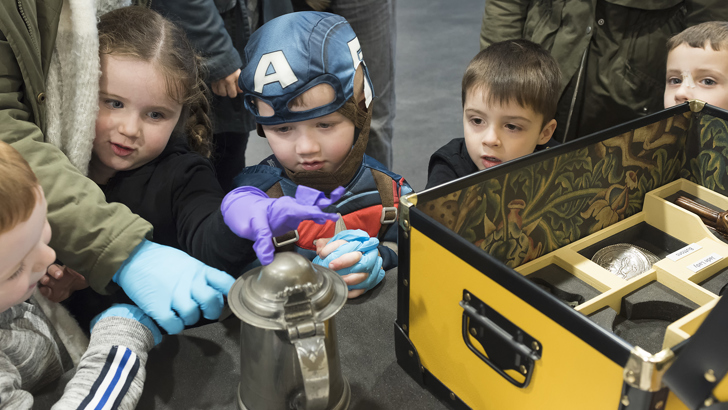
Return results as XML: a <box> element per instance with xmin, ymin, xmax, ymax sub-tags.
<box><xmin>265</xmin><ymin>182</ymin><xmax>298</xmax><ymax>253</ymax></box>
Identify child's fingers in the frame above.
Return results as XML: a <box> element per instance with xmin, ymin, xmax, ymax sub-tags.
<box><xmin>319</xmin><ymin>239</ymin><xmax>349</xmax><ymax>259</ymax></box>
<box><xmin>314</xmin><ymin>237</ymin><xmax>332</xmax><ymax>255</ymax></box>
<box><xmin>39</xmin><ymin>273</ymin><xmax>56</xmax><ymax>287</ymax></box>
<box><xmin>347</xmin><ymin>289</ymin><xmax>366</xmax><ymax>298</ymax></box>
<box><xmin>329</xmin><ymin>251</ymin><xmax>362</xmax><ymax>270</ymax></box>
<box><xmin>342</xmin><ymin>272</ymin><xmax>369</xmax><ymax>299</ymax></box>
<box><xmin>341</xmin><ymin>272</ymin><xmax>368</xmax><ymax>286</ymax></box>
<box><xmin>47</xmin><ymin>264</ymin><xmax>64</xmax><ymax>279</ymax></box>
<box><xmin>38</xmin><ymin>285</ymin><xmax>53</xmax><ymax>300</ymax></box>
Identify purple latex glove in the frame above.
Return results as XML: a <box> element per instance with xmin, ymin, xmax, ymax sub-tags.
<box><xmin>222</xmin><ymin>185</ymin><xmax>344</xmax><ymax>264</ymax></box>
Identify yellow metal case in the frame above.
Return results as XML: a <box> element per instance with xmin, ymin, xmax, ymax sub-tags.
<box><xmin>396</xmin><ymin>101</ymin><xmax>728</xmax><ymax>410</ymax></box>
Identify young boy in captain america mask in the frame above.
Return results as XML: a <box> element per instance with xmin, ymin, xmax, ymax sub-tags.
<box><xmin>233</xmin><ymin>11</ymin><xmax>413</xmax><ymax>298</ymax></box>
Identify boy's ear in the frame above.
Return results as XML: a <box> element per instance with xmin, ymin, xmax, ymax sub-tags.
<box><xmin>539</xmin><ymin>119</ymin><xmax>557</xmax><ymax>145</ymax></box>
<box><xmin>353</xmin><ymin>65</ymin><xmax>367</xmax><ymax>111</ymax></box>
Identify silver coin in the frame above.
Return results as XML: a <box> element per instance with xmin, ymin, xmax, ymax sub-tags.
<box><xmin>632</xmin><ymin>245</ymin><xmax>661</xmax><ymax>264</ymax></box>
<box><xmin>592</xmin><ymin>244</ymin><xmax>658</xmax><ymax>280</ymax></box>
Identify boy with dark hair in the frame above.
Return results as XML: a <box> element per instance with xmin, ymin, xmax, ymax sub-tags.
<box><xmin>426</xmin><ymin>39</ymin><xmax>561</xmax><ymax>189</ymax></box>
<box><xmin>664</xmin><ymin>21</ymin><xmax>728</xmax><ymax>110</ymax></box>
<box><xmin>0</xmin><ymin>140</ymin><xmax>161</xmax><ymax>409</ymax></box>
<box><xmin>232</xmin><ymin>11</ymin><xmax>412</xmax><ymax>298</ymax></box>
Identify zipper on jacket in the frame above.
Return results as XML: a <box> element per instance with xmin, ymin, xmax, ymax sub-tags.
<box><xmin>16</xmin><ymin>0</ymin><xmax>39</xmax><ymax>54</ymax></box>
<box><xmin>562</xmin><ymin>49</ymin><xmax>587</xmax><ymax>143</ymax></box>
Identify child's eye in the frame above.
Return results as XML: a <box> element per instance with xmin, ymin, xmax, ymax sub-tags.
<box><xmin>701</xmin><ymin>78</ymin><xmax>717</xmax><ymax>86</ymax></box>
<box><xmin>274</xmin><ymin>126</ymin><xmax>292</xmax><ymax>133</ymax></box>
<box><xmin>470</xmin><ymin>118</ymin><xmax>484</xmax><ymax>126</ymax></box>
<box><xmin>105</xmin><ymin>99</ymin><xmax>124</xmax><ymax>109</ymax></box>
<box><xmin>148</xmin><ymin>111</ymin><xmax>165</xmax><ymax>120</ymax></box>
<box><xmin>7</xmin><ymin>263</ymin><xmax>24</xmax><ymax>281</ymax></box>
<box><xmin>505</xmin><ymin>123</ymin><xmax>521</xmax><ymax>132</ymax></box>
<box><xmin>317</xmin><ymin>122</ymin><xmax>333</xmax><ymax>129</ymax></box>
<box><xmin>667</xmin><ymin>77</ymin><xmax>682</xmax><ymax>86</ymax></box>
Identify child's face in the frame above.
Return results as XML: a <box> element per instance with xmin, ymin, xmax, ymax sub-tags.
<box><xmin>463</xmin><ymin>87</ymin><xmax>556</xmax><ymax>170</ymax></box>
<box><xmin>664</xmin><ymin>44</ymin><xmax>728</xmax><ymax>110</ymax></box>
<box><xmin>0</xmin><ymin>188</ymin><xmax>55</xmax><ymax>313</ymax></box>
<box><xmin>257</xmin><ymin>86</ymin><xmax>355</xmax><ymax>173</ymax></box>
<box><xmin>92</xmin><ymin>55</ymin><xmax>183</xmax><ymax>182</ymax></box>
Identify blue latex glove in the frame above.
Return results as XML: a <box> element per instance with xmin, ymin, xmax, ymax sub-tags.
<box><xmin>221</xmin><ymin>185</ymin><xmax>345</xmax><ymax>265</ymax></box>
<box><xmin>113</xmin><ymin>239</ymin><xmax>235</xmax><ymax>334</ymax></box>
<box><xmin>313</xmin><ymin>229</ymin><xmax>384</xmax><ymax>291</ymax></box>
<box><xmin>91</xmin><ymin>304</ymin><xmax>163</xmax><ymax>346</ymax></box>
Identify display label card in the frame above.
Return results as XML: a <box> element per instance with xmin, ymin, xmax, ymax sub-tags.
<box><xmin>687</xmin><ymin>253</ymin><xmax>723</xmax><ymax>272</ymax></box>
<box><xmin>667</xmin><ymin>244</ymin><xmax>702</xmax><ymax>261</ymax></box>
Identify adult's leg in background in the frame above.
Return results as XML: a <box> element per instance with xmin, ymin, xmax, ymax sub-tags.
<box><xmin>331</xmin><ymin>0</ymin><xmax>396</xmax><ymax>169</ymax></box>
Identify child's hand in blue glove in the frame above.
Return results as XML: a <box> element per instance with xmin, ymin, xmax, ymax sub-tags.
<box><xmin>113</xmin><ymin>239</ymin><xmax>235</xmax><ymax>335</ymax></box>
<box><xmin>91</xmin><ymin>304</ymin><xmax>163</xmax><ymax>346</ymax></box>
<box><xmin>313</xmin><ymin>230</ymin><xmax>384</xmax><ymax>298</ymax></box>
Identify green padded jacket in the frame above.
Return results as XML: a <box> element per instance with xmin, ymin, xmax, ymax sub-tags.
<box><xmin>0</xmin><ymin>0</ymin><xmax>152</xmax><ymax>293</ymax></box>
<box><xmin>480</xmin><ymin>0</ymin><xmax>728</xmax><ymax>142</ymax></box>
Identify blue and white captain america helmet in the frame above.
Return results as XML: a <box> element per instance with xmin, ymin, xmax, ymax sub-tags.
<box><xmin>239</xmin><ymin>11</ymin><xmax>374</xmax><ymax>126</ymax></box>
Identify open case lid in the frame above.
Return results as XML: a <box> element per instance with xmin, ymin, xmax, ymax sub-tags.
<box><xmin>410</xmin><ymin>100</ymin><xmax>728</xmax><ymax>270</ymax></box>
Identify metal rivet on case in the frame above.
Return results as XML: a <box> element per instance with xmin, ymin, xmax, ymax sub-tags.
<box><xmin>520</xmin><ymin>365</ymin><xmax>527</xmax><ymax>375</ymax></box>
<box><xmin>622</xmin><ymin>396</ymin><xmax>630</xmax><ymax>406</ymax></box>
<box><xmin>408</xmin><ymin>350</ymin><xmax>414</xmax><ymax>357</ymax></box>
<box><xmin>705</xmin><ymin>369</ymin><xmax>717</xmax><ymax>383</ymax></box>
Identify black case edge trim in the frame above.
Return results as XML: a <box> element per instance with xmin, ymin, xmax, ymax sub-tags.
<box><xmin>394</xmin><ymin>321</ymin><xmax>424</xmax><ymax>386</ymax></box>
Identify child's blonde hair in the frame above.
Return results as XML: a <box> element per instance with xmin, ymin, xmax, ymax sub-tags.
<box><xmin>0</xmin><ymin>141</ymin><xmax>39</xmax><ymax>234</ymax></box>
<box><xmin>667</xmin><ymin>21</ymin><xmax>728</xmax><ymax>52</ymax></box>
<box><xmin>98</xmin><ymin>6</ymin><xmax>213</xmax><ymax>157</ymax></box>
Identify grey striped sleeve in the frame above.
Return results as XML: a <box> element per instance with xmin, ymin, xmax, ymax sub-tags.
<box><xmin>51</xmin><ymin>317</ymin><xmax>155</xmax><ymax>410</ymax></box>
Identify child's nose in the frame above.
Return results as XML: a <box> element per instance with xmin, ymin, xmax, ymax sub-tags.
<box><xmin>296</xmin><ymin>132</ymin><xmax>320</xmax><ymax>155</ymax></box>
<box><xmin>674</xmin><ymin>83</ymin><xmax>693</xmax><ymax>104</ymax></box>
<box><xmin>36</xmin><ymin>222</ymin><xmax>56</xmax><ymax>271</ymax></box>
<box><xmin>118</xmin><ymin>114</ymin><xmax>142</xmax><ymax>138</ymax></box>
<box><xmin>482</xmin><ymin>127</ymin><xmax>500</xmax><ymax>147</ymax></box>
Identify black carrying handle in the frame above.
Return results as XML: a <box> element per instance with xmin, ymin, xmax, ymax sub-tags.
<box><xmin>460</xmin><ymin>290</ymin><xmax>542</xmax><ymax>388</ymax></box>
<box><xmin>663</xmin><ymin>295</ymin><xmax>728</xmax><ymax>409</ymax></box>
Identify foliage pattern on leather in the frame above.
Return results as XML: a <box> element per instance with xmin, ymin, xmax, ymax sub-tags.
<box><xmin>681</xmin><ymin>111</ymin><xmax>728</xmax><ymax>195</ymax></box>
<box><xmin>420</xmin><ymin>112</ymin><xmax>692</xmax><ymax>268</ymax></box>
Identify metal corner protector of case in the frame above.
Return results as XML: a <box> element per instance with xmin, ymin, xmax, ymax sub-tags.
<box><xmin>689</xmin><ymin>99</ymin><xmax>706</xmax><ymax>113</ymax></box>
<box><xmin>623</xmin><ymin>346</ymin><xmax>676</xmax><ymax>392</ymax></box>
<box><xmin>399</xmin><ymin>193</ymin><xmax>417</xmax><ymax>232</ymax></box>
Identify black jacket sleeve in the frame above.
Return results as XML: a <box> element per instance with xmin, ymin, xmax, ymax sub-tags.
<box><xmin>426</xmin><ymin>139</ymin><xmax>477</xmax><ymax>190</ymax></box>
<box><xmin>152</xmin><ymin>0</ymin><xmax>241</xmax><ymax>82</ymax></box>
<box><xmin>426</xmin><ymin>157</ymin><xmax>463</xmax><ymax>190</ymax></box>
<box><xmin>169</xmin><ymin>156</ymin><xmax>256</xmax><ymax>277</ymax></box>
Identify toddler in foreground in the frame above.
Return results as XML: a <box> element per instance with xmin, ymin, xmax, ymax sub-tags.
<box><xmin>233</xmin><ymin>11</ymin><xmax>413</xmax><ymax>298</ymax></box>
<box><xmin>0</xmin><ymin>140</ymin><xmax>160</xmax><ymax>409</ymax></box>
<box><xmin>39</xmin><ymin>7</ymin><xmax>341</xmax><ymax>312</ymax></box>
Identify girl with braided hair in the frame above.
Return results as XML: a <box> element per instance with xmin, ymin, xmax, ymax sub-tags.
<box><xmin>41</xmin><ymin>6</ymin><xmax>268</xmax><ymax>308</ymax></box>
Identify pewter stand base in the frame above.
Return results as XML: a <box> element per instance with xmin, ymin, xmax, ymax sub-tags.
<box><xmin>237</xmin><ymin>377</ymin><xmax>351</xmax><ymax>410</ymax></box>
